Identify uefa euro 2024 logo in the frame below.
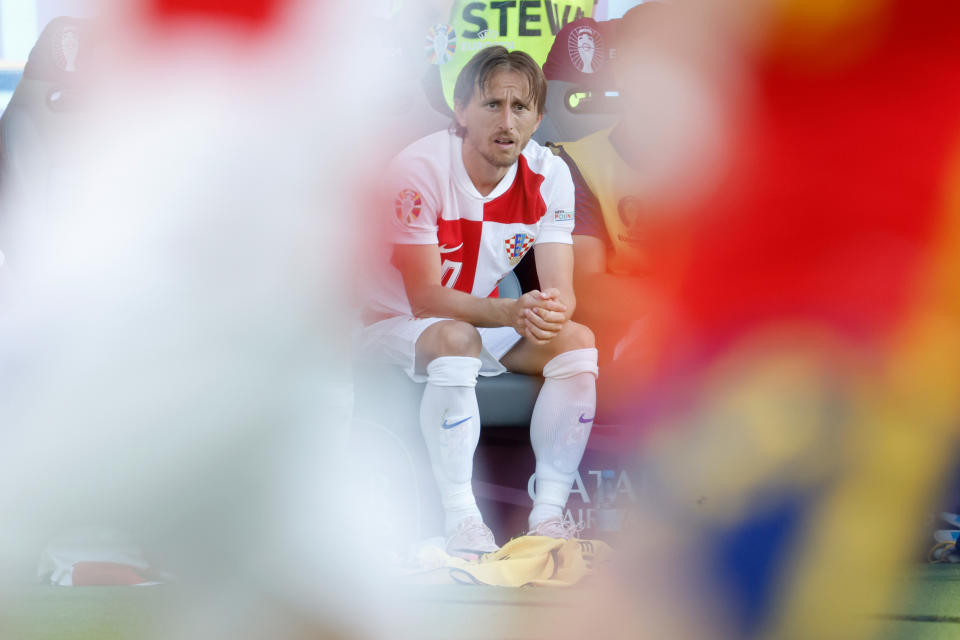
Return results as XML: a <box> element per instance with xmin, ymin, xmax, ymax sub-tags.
<box><xmin>567</xmin><ymin>25</ymin><xmax>604</xmax><ymax>74</ymax></box>
<box><xmin>426</xmin><ymin>24</ymin><xmax>457</xmax><ymax>65</ymax></box>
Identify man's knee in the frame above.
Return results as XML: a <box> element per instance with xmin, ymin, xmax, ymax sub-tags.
<box><xmin>418</xmin><ymin>320</ymin><xmax>483</xmax><ymax>362</ymax></box>
<box><xmin>555</xmin><ymin>321</ymin><xmax>596</xmax><ymax>353</ymax></box>
<box><xmin>540</xmin><ymin>323</ymin><xmax>598</xmax><ymax>380</ymax></box>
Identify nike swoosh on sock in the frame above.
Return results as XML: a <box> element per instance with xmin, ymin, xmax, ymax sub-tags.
<box><xmin>442</xmin><ymin>416</ymin><xmax>471</xmax><ymax>429</ymax></box>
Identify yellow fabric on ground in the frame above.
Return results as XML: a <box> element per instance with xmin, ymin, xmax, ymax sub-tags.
<box><xmin>454</xmin><ymin>536</ymin><xmax>612</xmax><ymax>587</ymax></box>
<box><xmin>401</xmin><ymin>536</ymin><xmax>612</xmax><ymax>587</ymax></box>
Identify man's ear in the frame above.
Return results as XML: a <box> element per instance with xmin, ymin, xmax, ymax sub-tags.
<box><xmin>453</xmin><ymin>101</ymin><xmax>467</xmax><ymax>130</ymax></box>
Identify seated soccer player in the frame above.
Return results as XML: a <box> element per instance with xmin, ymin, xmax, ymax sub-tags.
<box><xmin>549</xmin><ymin>3</ymin><xmax>674</xmax><ymax>367</ymax></box>
<box><xmin>359</xmin><ymin>46</ymin><xmax>598</xmax><ymax>557</ymax></box>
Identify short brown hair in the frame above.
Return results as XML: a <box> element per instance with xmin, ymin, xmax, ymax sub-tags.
<box><xmin>452</xmin><ymin>46</ymin><xmax>547</xmax><ymax>138</ymax></box>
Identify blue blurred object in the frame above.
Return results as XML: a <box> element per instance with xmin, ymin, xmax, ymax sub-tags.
<box><xmin>709</xmin><ymin>491</ymin><xmax>813</xmax><ymax>638</ymax></box>
<box><xmin>0</xmin><ymin>68</ymin><xmax>24</xmax><ymax>115</ymax></box>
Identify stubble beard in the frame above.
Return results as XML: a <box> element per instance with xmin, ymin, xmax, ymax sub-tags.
<box><xmin>479</xmin><ymin>140</ymin><xmax>522</xmax><ymax>169</ymax></box>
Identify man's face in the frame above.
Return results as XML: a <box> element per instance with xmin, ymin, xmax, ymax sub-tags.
<box><xmin>455</xmin><ymin>70</ymin><xmax>543</xmax><ymax>170</ymax></box>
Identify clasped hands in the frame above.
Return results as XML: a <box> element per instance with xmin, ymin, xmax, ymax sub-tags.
<box><xmin>510</xmin><ymin>288</ymin><xmax>568</xmax><ymax>345</ymax></box>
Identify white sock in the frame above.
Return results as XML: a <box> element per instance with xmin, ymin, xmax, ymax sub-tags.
<box><xmin>419</xmin><ymin>356</ymin><xmax>483</xmax><ymax>535</ymax></box>
<box><xmin>529</xmin><ymin>348</ymin><xmax>598</xmax><ymax>529</ymax></box>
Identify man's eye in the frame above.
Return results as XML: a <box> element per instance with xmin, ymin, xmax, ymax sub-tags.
<box><xmin>513</xmin><ymin>104</ymin><xmax>527</xmax><ymax>111</ymax></box>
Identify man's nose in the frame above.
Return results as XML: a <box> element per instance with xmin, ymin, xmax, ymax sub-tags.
<box><xmin>499</xmin><ymin>105</ymin><xmax>516</xmax><ymax>131</ymax></box>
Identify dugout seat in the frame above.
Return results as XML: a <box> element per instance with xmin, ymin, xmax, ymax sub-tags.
<box><xmin>370</xmin><ymin>16</ymin><xmax>454</xmax><ymax>159</ymax></box>
<box><xmin>0</xmin><ymin>17</ymin><xmax>97</xmax><ymax>266</ymax></box>
<box><xmin>382</xmin><ymin>64</ymin><xmax>453</xmax><ymax>154</ymax></box>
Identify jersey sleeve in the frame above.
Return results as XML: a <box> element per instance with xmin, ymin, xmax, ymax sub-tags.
<box><xmin>535</xmin><ymin>157</ymin><xmax>576</xmax><ymax>245</ymax></box>
<box><xmin>556</xmin><ymin>145</ymin><xmax>610</xmax><ymax>247</ymax></box>
<box><xmin>385</xmin><ymin>154</ymin><xmax>442</xmax><ymax>245</ymax></box>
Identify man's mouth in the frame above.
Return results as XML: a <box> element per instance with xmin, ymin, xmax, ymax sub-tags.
<box><xmin>493</xmin><ymin>137</ymin><xmax>515</xmax><ymax>150</ymax></box>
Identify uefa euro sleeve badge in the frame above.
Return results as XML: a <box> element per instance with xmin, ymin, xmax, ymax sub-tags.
<box><xmin>395</xmin><ymin>189</ymin><xmax>423</xmax><ymax>225</ymax></box>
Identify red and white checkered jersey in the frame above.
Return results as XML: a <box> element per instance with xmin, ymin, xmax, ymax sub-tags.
<box><xmin>366</xmin><ymin>130</ymin><xmax>576</xmax><ymax>317</ymax></box>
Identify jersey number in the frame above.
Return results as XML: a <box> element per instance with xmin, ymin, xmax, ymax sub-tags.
<box><xmin>440</xmin><ymin>259</ymin><xmax>462</xmax><ymax>289</ymax></box>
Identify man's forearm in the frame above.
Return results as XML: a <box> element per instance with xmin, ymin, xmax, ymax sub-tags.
<box><xmin>408</xmin><ymin>284</ymin><xmax>512</xmax><ymax>327</ymax></box>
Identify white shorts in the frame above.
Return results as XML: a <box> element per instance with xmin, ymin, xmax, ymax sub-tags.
<box><xmin>355</xmin><ymin>316</ymin><xmax>523</xmax><ymax>383</ymax></box>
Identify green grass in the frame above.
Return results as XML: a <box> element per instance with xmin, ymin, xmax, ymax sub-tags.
<box><xmin>1</xmin><ymin>585</ymin><xmax>173</xmax><ymax>640</ymax></box>
<box><xmin>876</xmin><ymin>565</ymin><xmax>960</xmax><ymax>640</ymax></box>
<box><xmin>4</xmin><ymin>567</ymin><xmax>960</xmax><ymax>640</ymax></box>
